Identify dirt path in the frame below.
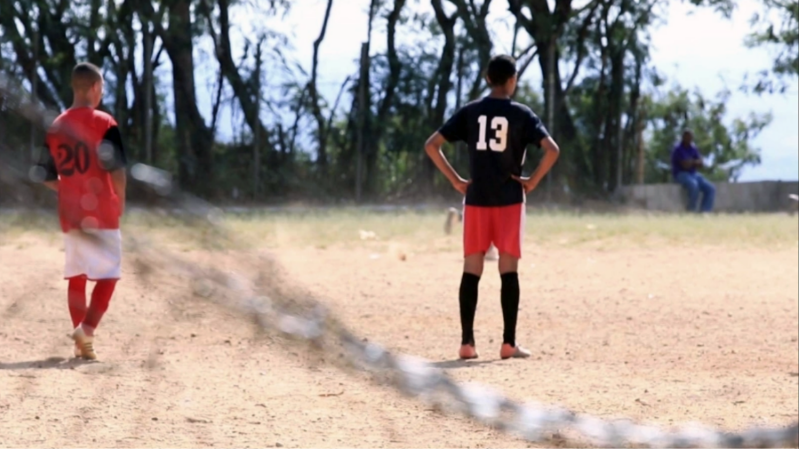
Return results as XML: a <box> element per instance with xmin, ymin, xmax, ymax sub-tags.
<box><xmin>1</xmin><ymin>234</ymin><xmax>797</xmax><ymax>448</ymax></box>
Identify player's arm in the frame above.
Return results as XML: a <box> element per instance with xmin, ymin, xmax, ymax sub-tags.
<box><xmin>512</xmin><ymin>112</ymin><xmax>559</xmax><ymax>194</ymax></box>
<box><xmin>425</xmin><ymin>108</ymin><xmax>469</xmax><ymax>195</ymax></box>
<box><xmin>517</xmin><ymin>137</ymin><xmax>559</xmax><ymax>193</ymax></box>
<box><xmin>32</xmin><ymin>142</ymin><xmax>59</xmax><ymax>191</ymax></box>
<box><xmin>424</xmin><ymin>132</ymin><xmax>469</xmax><ymax>194</ymax></box>
<box><xmin>99</xmin><ymin>126</ymin><xmax>128</xmax><ymax>215</ymax></box>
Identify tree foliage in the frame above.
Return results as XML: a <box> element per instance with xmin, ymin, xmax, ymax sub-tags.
<box><xmin>0</xmin><ymin>0</ymin><xmax>784</xmax><ymax>203</ymax></box>
<box><xmin>744</xmin><ymin>0</ymin><xmax>798</xmax><ymax>94</ymax></box>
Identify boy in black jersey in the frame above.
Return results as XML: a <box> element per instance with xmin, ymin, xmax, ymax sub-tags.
<box><xmin>424</xmin><ymin>55</ymin><xmax>560</xmax><ymax>360</ymax></box>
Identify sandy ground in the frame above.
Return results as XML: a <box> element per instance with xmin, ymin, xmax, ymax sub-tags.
<box><xmin>1</xmin><ymin>230</ymin><xmax>797</xmax><ymax>448</ymax></box>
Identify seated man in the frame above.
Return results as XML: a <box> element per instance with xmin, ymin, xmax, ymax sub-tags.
<box><xmin>671</xmin><ymin>130</ymin><xmax>715</xmax><ymax>213</ymax></box>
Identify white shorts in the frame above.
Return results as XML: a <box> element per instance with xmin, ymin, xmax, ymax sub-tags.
<box><xmin>63</xmin><ymin>229</ymin><xmax>122</xmax><ymax>280</ymax></box>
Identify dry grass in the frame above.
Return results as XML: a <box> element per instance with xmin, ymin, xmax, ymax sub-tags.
<box><xmin>3</xmin><ymin>207</ymin><xmax>797</xmax><ymax>252</ymax></box>
<box><xmin>178</xmin><ymin>208</ymin><xmax>798</xmax><ymax>252</ymax></box>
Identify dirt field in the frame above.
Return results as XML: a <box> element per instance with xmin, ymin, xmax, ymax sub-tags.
<box><xmin>1</xmin><ymin>210</ymin><xmax>798</xmax><ymax>448</ymax></box>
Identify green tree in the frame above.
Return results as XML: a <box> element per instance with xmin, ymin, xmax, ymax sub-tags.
<box><xmin>643</xmin><ymin>85</ymin><xmax>772</xmax><ymax>183</ymax></box>
<box><xmin>0</xmin><ymin>0</ymin><xmax>781</xmax><ymax>204</ymax></box>
<box><xmin>744</xmin><ymin>0</ymin><xmax>799</xmax><ymax>94</ymax></box>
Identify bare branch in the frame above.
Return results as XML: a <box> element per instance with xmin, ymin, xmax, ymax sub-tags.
<box><xmin>324</xmin><ymin>75</ymin><xmax>352</xmax><ymax>143</ymax></box>
<box><xmin>289</xmin><ymin>86</ymin><xmax>308</xmax><ymax>155</ymax></box>
<box><xmin>210</xmin><ymin>68</ymin><xmax>225</xmax><ymax>137</ymax></box>
<box><xmin>563</xmin><ymin>0</ymin><xmax>601</xmax><ymax>96</ymax></box>
<box><xmin>308</xmin><ymin>0</ymin><xmax>334</xmax><ymax>168</ymax></box>
<box><xmin>517</xmin><ymin>48</ymin><xmax>539</xmax><ymax>80</ymax></box>
<box><xmin>376</xmin><ymin>0</ymin><xmax>406</xmax><ymax>121</ymax></box>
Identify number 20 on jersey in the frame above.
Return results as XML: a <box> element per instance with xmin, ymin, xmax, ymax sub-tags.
<box><xmin>476</xmin><ymin>115</ymin><xmax>508</xmax><ymax>153</ymax></box>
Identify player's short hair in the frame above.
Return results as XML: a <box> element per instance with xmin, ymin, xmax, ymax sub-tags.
<box><xmin>486</xmin><ymin>55</ymin><xmax>517</xmax><ymax>87</ymax></box>
<box><xmin>71</xmin><ymin>62</ymin><xmax>103</xmax><ymax>92</ymax></box>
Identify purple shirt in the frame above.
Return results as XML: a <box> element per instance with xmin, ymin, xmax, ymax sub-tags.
<box><xmin>671</xmin><ymin>143</ymin><xmax>700</xmax><ymax>179</ymax></box>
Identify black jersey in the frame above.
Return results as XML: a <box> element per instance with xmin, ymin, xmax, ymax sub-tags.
<box><xmin>438</xmin><ymin>97</ymin><xmax>550</xmax><ymax>206</ymax></box>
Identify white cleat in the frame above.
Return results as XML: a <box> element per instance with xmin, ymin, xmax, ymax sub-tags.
<box><xmin>500</xmin><ymin>343</ymin><xmax>531</xmax><ymax>360</ymax></box>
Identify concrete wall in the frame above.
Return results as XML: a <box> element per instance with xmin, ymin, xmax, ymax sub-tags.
<box><xmin>619</xmin><ymin>180</ymin><xmax>799</xmax><ymax>213</ymax></box>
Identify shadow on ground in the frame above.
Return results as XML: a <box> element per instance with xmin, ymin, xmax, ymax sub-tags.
<box><xmin>0</xmin><ymin>356</ymin><xmax>96</xmax><ymax>370</ymax></box>
<box><xmin>429</xmin><ymin>359</ymin><xmax>495</xmax><ymax>370</ymax></box>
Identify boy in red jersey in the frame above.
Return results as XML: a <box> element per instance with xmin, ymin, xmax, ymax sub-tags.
<box><xmin>33</xmin><ymin>62</ymin><xmax>127</xmax><ymax>360</ymax></box>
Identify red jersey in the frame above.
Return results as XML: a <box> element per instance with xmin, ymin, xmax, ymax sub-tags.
<box><xmin>40</xmin><ymin>107</ymin><xmax>127</xmax><ymax>233</ymax></box>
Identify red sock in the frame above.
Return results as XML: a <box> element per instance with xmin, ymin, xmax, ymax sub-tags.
<box><xmin>81</xmin><ymin>279</ymin><xmax>117</xmax><ymax>335</ymax></box>
<box><xmin>67</xmin><ymin>276</ymin><xmax>87</xmax><ymax>329</ymax></box>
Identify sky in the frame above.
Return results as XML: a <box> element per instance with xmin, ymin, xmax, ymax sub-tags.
<box><xmin>206</xmin><ymin>0</ymin><xmax>798</xmax><ymax>182</ymax></box>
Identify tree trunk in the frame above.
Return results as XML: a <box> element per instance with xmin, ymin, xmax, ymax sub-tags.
<box><xmin>87</xmin><ymin>0</ymin><xmax>102</xmax><ymax>61</ymax></box>
<box><xmin>253</xmin><ymin>39</ymin><xmax>264</xmax><ymax>199</ymax></box>
<box><xmin>161</xmin><ymin>0</ymin><xmax>214</xmax><ymax>195</ymax></box>
<box><xmin>201</xmin><ymin>0</ymin><xmax>273</xmax><ymax>162</ymax></box>
<box><xmin>623</xmin><ymin>56</ymin><xmax>643</xmax><ymax>186</ymax></box>
<box><xmin>142</xmin><ymin>22</ymin><xmax>155</xmax><ymax>165</ymax></box>
<box><xmin>449</xmin><ymin>0</ymin><xmax>493</xmax><ymax>100</ymax></box>
<box><xmin>355</xmin><ymin>43</ymin><xmax>369</xmax><ymax>202</ymax></box>
<box><xmin>635</xmin><ymin>104</ymin><xmax>646</xmax><ymax>185</ymax></box>
<box><xmin>367</xmin><ymin>0</ymin><xmax>406</xmax><ymax>196</ymax></box>
<box><xmin>534</xmin><ymin>41</ymin><xmax>578</xmax><ymax>143</ymax></box>
<box><xmin>35</xmin><ymin>0</ymin><xmax>76</xmax><ymax>106</ymax></box>
<box><xmin>590</xmin><ymin>42</ymin><xmax>608</xmax><ymax>190</ymax></box>
<box><xmin>604</xmin><ymin>49</ymin><xmax>624</xmax><ymax>192</ymax></box>
<box><xmin>308</xmin><ymin>0</ymin><xmax>335</xmax><ymax>172</ymax></box>
<box><xmin>453</xmin><ymin>45</ymin><xmax>466</xmax><ymax>171</ymax></box>
<box><xmin>509</xmin><ymin>0</ymin><xmax>583</xmax><ymax>146</ymax></box>
<box><xmin>106</xmin><ymin>0</ymin><xmax>131</xmax><ymax>145</ymax></box>
<box><xmin>428</xmin><ymin>0</ymin><xmax>457</xmax><ymax>193</ymax></box>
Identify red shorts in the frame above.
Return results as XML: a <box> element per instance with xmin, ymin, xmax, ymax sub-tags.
<box><xmin>463</xmin><ymin>203</ymin><xmax>525</xmax><ymax>259</ymax></box>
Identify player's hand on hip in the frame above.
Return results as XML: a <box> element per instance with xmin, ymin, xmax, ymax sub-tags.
<box><xmin>451</xmin><ymin>177</ymin><xmax>470</xmax><ymax>195</ymax></box>
<box><xmin>512</xmin><ymin>175</ymin><xmax>540</xmax><ymax>194</ymax></box>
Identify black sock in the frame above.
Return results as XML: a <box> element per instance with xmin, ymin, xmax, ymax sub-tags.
<box><xmin>459</xmin><ymin>272</ymin><xmax>480</xmax><ymax>345</ymax></box>
<box><xmin>500</xmin><ymin>272</ymin><xmax>520</xmax><ymax>346</ymax></box>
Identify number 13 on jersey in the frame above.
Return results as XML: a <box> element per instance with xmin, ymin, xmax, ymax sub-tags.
<box><xmin>476</xmin><ymin>115</ymin><xmax>508</xmax><ymax>152</ymax></box>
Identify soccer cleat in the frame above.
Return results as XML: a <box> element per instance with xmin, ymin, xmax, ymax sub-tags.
<box><xmin>73</xmin><ymin>344</ymin><xmax>81</xmax><ymax>358</ymax></box>
<box><xmin>500</xmin><ymin>343</ymin><xmax>531</xmax><ymax>360</ymax></box>
<box><xmin>71</xmin><ymin>327</ymin><xmax>97</xmax><ymax>360</ymax></box>
<box><xmin>459</xmin><ymin>344</ymin><xmax>479</xmax><ymax>360</ymax></box>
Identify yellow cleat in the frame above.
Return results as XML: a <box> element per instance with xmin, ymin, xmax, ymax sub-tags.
<box><xmin>71</xmin><ymin>327</ymin><xmax>97</xmax><ymax>360</ymax></box>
